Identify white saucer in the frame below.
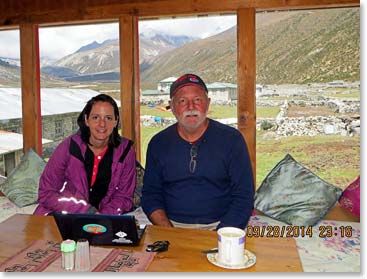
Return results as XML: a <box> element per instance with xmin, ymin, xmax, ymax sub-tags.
<box><xmin>206</xmin><ymin>249</ymin><xmax>256</xmax><ymax>270</ymax></box>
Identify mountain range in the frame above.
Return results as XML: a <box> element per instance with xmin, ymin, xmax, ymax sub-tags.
<box><xmin>0</xmin><ymin>7</ymin><xmax>360</xmax><ymax>89</ymax></box>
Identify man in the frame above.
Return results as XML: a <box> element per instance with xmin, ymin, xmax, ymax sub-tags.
<box><xmin>141</xmin><ymin>74</ymin><xmax>254</xmax><ymax>230</ymax></box>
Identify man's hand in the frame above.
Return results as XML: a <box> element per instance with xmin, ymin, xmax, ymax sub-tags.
<box><xmin>149</xmin><ymin>209</ymin><xmax>173</xmax><ymax>227</ymax></box>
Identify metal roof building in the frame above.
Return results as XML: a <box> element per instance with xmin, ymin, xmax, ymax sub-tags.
<box><xmin>0</xmin><ymin>130</ymin><xmax>52</xmax><ymax>155</ymax></box>
<box><xmin>0</xmin><ymin>88</ymin><xmax>120</xmax><ymax>120</ymax></box>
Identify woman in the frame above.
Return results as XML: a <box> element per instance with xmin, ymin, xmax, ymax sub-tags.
<box><xmin>34</xmin><ymin>94</ymin><xmax>136</xmax><ymax>215</ymax></box>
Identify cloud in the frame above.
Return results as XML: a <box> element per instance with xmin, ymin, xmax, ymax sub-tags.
<box><xmin>39</xmin><ymin>23</ymin><xmax>119</xmax><ymax>60</ymax></box>
<box><xmin>0</xmin><ymin>15</ymin><xmax>236</xmax><ymax>60</ymax></box>
<box><xmin>0</xmin><ymin>30</ymin><xmax>20</xmax><ymax>59</ymax></box>
<box><xmin>140</xmin><ymin>15</ymin><xmax>236</xmax><ymax>38</ymax></box>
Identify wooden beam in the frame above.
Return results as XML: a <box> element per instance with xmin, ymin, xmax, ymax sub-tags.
<box><xmin>133</xmin><ymin>17</ymin><xmax>142</xmax><ymax>162</ymax></box>
<box><xmin>0</xmin><ymin>0</ymin><xmax>359</xmax><ymax>27</ymax></box>
<box><xmin>237</xmin><ymin>8</ymin><xmax>256</xmax><ymax>185</ymax></box>
<box><xmin>119</xmin><ymin>14</ymin><xmax>141</xmax><ymax>160</ymax></box>
<box><xmin>19</xmin><ymin>23</ymin><xmax>42</xmax><ymax>155</ymax></box>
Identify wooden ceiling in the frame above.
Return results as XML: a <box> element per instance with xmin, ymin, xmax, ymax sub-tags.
<box><xmin>0</xmin><ymin>0</ymin><xmax>360</xmax><ymax>28</ymax></box>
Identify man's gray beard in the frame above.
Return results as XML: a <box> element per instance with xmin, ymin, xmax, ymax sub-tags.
<box><xmin>176</xmin><ymin>113</ymin><xmax>207</xmax><ymax>131</ymax></box>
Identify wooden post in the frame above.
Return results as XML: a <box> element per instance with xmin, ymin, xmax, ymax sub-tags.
<box><xmin>19</xmin><ymin>23</ymin><xmax>42</xmax><ymax>155</ymax></box>
<box><xmin>237</xmin><ymin>8</ymin><xmax>256</xmax><ymax>186</ymax></box>
<box><xmin>119</xmin><ymin>15</ymin><xmax>141</xmax><ymax>161</ymax></box>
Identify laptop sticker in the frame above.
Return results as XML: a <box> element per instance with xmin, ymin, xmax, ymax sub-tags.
<box><xmin>82</xmin><ymin>224</ymin><xmax>107</xmax><ymax>234</ymax></box>
<box><xmin>113</xmin><ymin>231</ymin><xmax>132</xmax><ymax>244</ymax></box>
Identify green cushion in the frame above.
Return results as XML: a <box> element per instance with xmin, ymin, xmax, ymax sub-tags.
<box><xmin>0</xmin><ymin>148</ymin><xmax>46</xmax><ymax>207</ymax></box>
<box><xmin>254</xmin><ymin>154</ymin><xmax>343</xmax><ymax>226</ymax></box>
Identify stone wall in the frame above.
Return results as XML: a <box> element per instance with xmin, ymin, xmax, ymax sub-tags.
<box><xmin>258</xmin><ymin>115</ymin><xmax>360</xmax><ymax>138</ymax></box>
<box><xmin>262</xmin><ymin>97</ymin><xmax>361</xmax><ymax>137</ymax></box>
<box><xmin>42</xmin><ymin>113</ymin><xmax>78</xmax><ymax>140</ymax></box>
<box><xmin>0</xmin><ymin>118</ymin><xmax>22</xmax><ymax>133</ymax></box>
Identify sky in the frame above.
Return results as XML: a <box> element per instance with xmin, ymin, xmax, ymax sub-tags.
<box><xmin>0</xmin><ymin>15</ymin><xmax>236</xmax><ymax>60</ymax></box>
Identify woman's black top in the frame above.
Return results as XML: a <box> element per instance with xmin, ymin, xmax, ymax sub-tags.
<box><xmin>84</xmin><ymin>145</ymin><xmax>113</xmax><ymax>209</ymax></box>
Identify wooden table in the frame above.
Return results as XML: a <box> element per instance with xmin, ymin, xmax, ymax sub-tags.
<box><xmin>0</xmin><ymin>214</ymin><xmax>303</xmax><ymax>272</ymax></box>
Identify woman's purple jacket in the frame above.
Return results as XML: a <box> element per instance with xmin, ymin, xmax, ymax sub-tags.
<box><xmin>34</xmin><ymin>134</ymin><xmax>136</xmax><ymax>215</ymax></box>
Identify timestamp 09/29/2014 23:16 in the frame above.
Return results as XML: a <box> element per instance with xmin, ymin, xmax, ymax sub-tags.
<box><xmin>246</xmin><ymin>225</ymin><xmax>353</xmax><ymax>238</ymax></box>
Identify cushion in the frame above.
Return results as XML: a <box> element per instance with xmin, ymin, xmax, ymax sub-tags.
<box><xmin>0</xmin><ymin>175</ymin><xmax>6</xmax><ymax>184</ymax></box>
<box><xmin>254</xmin><ymin>154</ymin><xmax>343</xmax><ymax>226</ymax></box>
<box><xmin>0</xmin><ymin>148</ymin><xmax>46</xmax><ymax>207</ymax></box>
<box><xmin>0</xmin><ymin>196</ymin><xmax>38</xmax><ymax>223</ymax></box>
<box><xmin>338</xmin><ymin>176</ymin><xmax>360</xmax><ymax>217</ymax></box>
<box><xmin>133</xmin><ymin>161</ymin><xmax>144</xmax><ymax>209</ymax></box>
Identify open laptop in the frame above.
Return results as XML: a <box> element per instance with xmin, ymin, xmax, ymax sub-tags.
<box><xmin>53</xmin><ymin>212</ymin><xmax>146</xmax><ymax>246</ymax></box>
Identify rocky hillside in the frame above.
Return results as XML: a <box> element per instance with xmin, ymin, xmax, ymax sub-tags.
<box><xmin>0</xmin><ymin>58</ymin><xmax>58</xmax><ymax>86</ymax></box>
<box><xmin>141</xmin><ymin>7</ymin><xmax>360</xmax><ymax>88</ymax></box>
<box><xmin>52</xmin><ymin>32</ymin><xmax>197</xmax><ymax>75</ymax></box>
<box><xmin>53</xmin><ymin>39</ymin><xmax>121</xmax><ymax>75</ymax></box>
<box><xmin>256</xmin><ymin>8</ymin><xmax>360</xmax><ymax>84</ymax></box>
<box><xmin>0</xmin><ymin>59</ymin><xmax>19</xmax><ymax>85</ymax></box>
<box><xmin>140</xmin><ymin>25</ymin><xmax>237</xmax><ymax>89</ymax></box>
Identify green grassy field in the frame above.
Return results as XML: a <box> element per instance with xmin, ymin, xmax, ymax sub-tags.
<box><xmin>323</xmin><ymin>93</ymin><xmax>360</xmax><ymax>98</ymax></box>
<box><xmin>256</xmin><ymin>134</ymin><xmax>360</xmax><ymax>189</ymax></box>
<box><xmin>322</xmin><ymin>87</ymin><xmax>360</xmax><ymax>98</ymax></box>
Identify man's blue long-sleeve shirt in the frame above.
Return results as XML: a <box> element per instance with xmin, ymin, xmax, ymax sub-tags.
<box><xmin>141</xmin><ymin>119</ymin><xmax>254</xmax><ymax>229</ymax></box>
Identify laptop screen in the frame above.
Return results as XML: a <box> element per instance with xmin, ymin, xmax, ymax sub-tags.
<box><xmin>53</xmin><ymin>213</ymin><xmax>146</xmax><ymax>246</ymax></box>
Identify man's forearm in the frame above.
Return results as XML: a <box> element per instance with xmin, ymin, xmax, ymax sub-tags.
<box><xmin>149</xmin><ymin>209</ymin><xmax>173</xmax><ymax>227</ymax></box>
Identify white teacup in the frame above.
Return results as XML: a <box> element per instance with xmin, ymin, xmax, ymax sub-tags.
<box><xmin>217</xmin><ymin>227</ymin><xmax>246</xmax><ymax>267</ymax></box>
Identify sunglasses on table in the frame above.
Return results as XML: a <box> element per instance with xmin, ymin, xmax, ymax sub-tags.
<box><xmin>146</xmin><ymin>240</ymin><xmax>170</xmax><ymax>253</ymax></box>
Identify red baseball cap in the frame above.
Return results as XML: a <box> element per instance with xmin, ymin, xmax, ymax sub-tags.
<box><xmin>169</xmin><ymin>74</ymin><xmax>208</xmax><ymax>98</ymax></box>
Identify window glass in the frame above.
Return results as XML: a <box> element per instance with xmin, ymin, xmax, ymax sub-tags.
<box><xmin>39</xmin><ymin>23</ymin><xmax>120</xmax><ymax>159</ymax></box>
<box><xmin>139</xmin><ymin>15</ymin><xmax>237</xmax><ymax>167</ymax></box>
<box><xmin>0</xmin><ymin>29</ymin><xmax>23</xmax><ymax>176</ymax></box>
<box><xmin>255</xmin><ymin>8</ymin><xmax>360</xmax><ymax>189</ymax></box>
